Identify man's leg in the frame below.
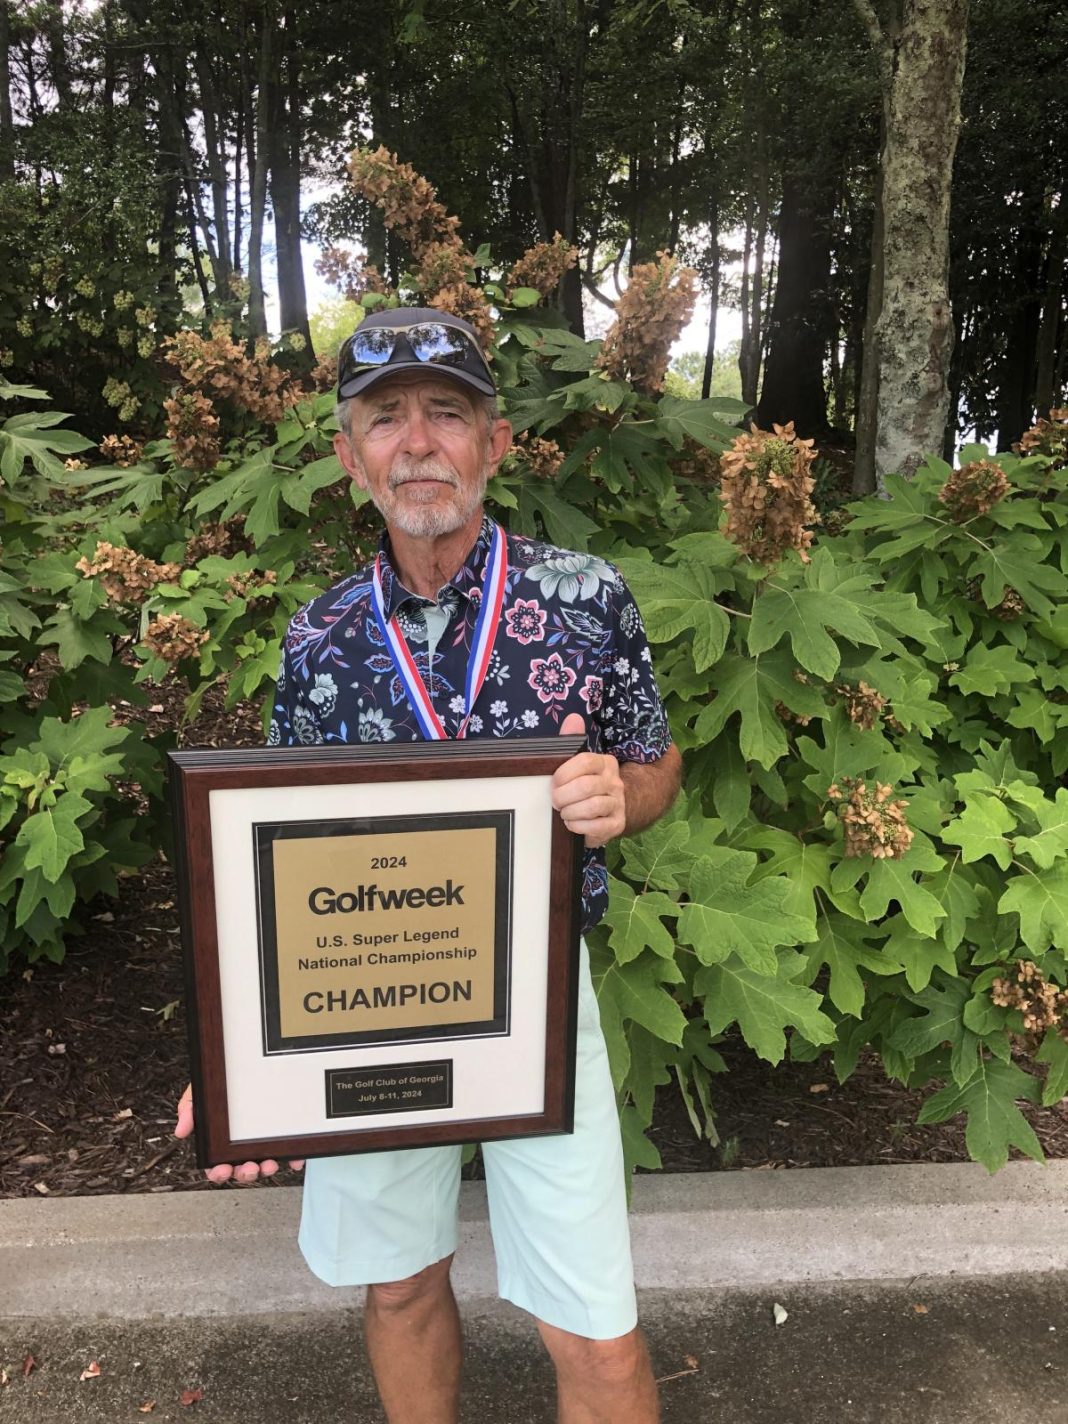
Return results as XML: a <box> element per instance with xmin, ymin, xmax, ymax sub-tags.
<box><xmin>363</xmin><ymin>1254</ymin><xmax>462</xmax><ymax>1424</ymax></box>
<box><xmin>482</xmin><ymin>940</ymin><xmax>657</xmax><ymax>1422</ymax></box>
<box><xmin>537</xmin><ymin>1320</ymin><xmax>659</xmax><ymax>1424</ymax></box>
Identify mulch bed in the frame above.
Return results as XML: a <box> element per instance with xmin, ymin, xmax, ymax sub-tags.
<box><xmin>3</xmin><ymin>675</ymin><xmax>1066</xmax><ymax>1197</ymax></box>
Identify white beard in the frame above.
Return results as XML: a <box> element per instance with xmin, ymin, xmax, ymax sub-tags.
<box><xmin>377</xmin><ymin>454</ymin><xmax>488</xmax><ymax>538</ymax></box>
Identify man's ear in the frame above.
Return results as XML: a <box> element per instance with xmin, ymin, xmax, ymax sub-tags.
<box><xmin>485</xmin><ymin>417</ymin><xmax>514</xmax><ymax>474</ymax></box>
<box><xmin>334</xmin><ymin>429</ymin><xmax>368</xmax><ymax>491</ymax></box>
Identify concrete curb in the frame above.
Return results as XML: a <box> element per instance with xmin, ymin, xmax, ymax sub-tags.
<box><xmin>2</xmin><ymin>1161</ymin><xmax>1066</xmax><ymax>1318</ymax></box>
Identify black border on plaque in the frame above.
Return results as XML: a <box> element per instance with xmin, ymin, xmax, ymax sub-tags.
<box><xmin>254</xmin><ymin>810</ymin><xmax>514</xmax><ymax>1053</ymax></box>
<box><xmin>166</xmin><ymin>738</ymin><xmax>584</xmax><ymax>1168</ymax></box>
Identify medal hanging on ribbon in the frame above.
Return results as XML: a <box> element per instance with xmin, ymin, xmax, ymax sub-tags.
<box><xmin>371</xmin><ymin>522</ymin><xmax>508</xmax><ymax>740</ymax></box>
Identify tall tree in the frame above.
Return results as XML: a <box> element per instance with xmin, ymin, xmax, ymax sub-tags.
<box><xmin>853</xmin><ymin>0</ymin><xmax>970</xmax><ymax>485</ymax></box>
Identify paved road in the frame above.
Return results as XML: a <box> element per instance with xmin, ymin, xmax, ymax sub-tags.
<box><xmin>2</xmin><ymin>1275</ymin><xmax>1064</xmax><ymax>1423</ymax></box>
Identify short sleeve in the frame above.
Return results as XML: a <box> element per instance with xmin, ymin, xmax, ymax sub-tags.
<box><xmin>598</xmin><ymin>573</ymin><xmax>671</xmax><ymax>763</ymax></box>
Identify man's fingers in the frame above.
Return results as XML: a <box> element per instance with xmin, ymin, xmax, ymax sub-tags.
<box><xmin>559</xmin><ymin>712</ymin><xmax>585</xmax><ymax>738</ymax></box>
<box><xmin>289</xmin><ymin>1160</ymin><xmax>306</xmax><ymax>1171</ymax></box>
<box><xmin>206</xmin><ymin>1164</ymin><xmax>233</xmax><ymax>1184</ymax></box>
<box><xmin>553</xmin><ymin>773</ymin><xmax>620</xmax><ymax>809</ymax></box>
<box><xmin>174</xmin><ymin>1086</ymin><xmax>194</xmax><ymax>1141</ymax></box>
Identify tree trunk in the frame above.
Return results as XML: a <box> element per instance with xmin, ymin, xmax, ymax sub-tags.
<box><xmin>852</xmin><ymin>97</ymin><xmax>887</xmax><ymax>493</ymax></box>
<box><xmin>867</xmin><ymin>0</ymin><xmax>969</xmax><ymax>483</ymax></box>
<box><xmin>0</xmin><ymin>1</ymin><xmax>15</xmax><ymax>181</ymax></box>
<box><xmin>701</xmin><ymin>200</ymin><xmax>721</xmax><ymax>401</ymax></box>
<box><xmin>246</xmin><ymin>1</ymin><xmax>272</xmax><ymax>340</ymax></box>
<box><xmin>194</xmin><ymin>44</ymin><xmax>233</xmax><ymax>297</ymax></box>
<box><xmin>739</xmin><ymin>133</ymin><xmax>768</xmax><ymax>408</ymax></box>
<box><xmin>270</xmin><ymin>6</ymin><xmax>312</xmax><ymax>362</ymax></box>
<box><xmin>1034</xmin><ymin>198</ymin><xmax>1066</xmax><ymax>421</ymax></box>
<box><xmin>755</xmin><ymin>173</ymin><xmax>834</xmax><ymax>439</ymax></box>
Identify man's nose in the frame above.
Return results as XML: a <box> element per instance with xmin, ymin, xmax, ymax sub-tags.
<box><xmin>402</xmin><ymin>407</ymin><xmax>436</xmax><ymax>457</ymax></box>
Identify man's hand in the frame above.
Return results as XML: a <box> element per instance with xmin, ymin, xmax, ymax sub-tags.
<box><xmin>175</xmin><ymin>1085</ymin><xmax>305</xmax><ymax>1186</ymax></box>
<box><xmin>551</xmin><ymin>713</ymin><xmax>627</xmax><ymax>847</ymax></box>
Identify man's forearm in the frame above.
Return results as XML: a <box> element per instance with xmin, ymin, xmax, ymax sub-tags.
<box><xmin>620</xmin><ymin>745</ymin><xmax>683</xmax><ymax>836</ymax></box>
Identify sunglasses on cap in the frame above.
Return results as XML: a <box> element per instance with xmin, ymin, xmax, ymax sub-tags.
<box><xmin>337</xmin><ymin>321</ymin><xmax>494</xmax><ymax>396</ymax></box>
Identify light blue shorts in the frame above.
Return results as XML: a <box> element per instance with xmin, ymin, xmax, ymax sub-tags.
<box><xmin>298</xmin><ymin>941</ymin><xmax>636</xmax><ymax>1340</ymax></box>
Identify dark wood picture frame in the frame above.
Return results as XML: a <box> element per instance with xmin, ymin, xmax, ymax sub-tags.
<box><xmin>168</xmin><ymin>737</ymin><xmax>585</xmax><ymax>1168</ymax></box>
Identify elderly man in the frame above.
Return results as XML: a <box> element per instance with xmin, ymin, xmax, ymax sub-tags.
<box><xmin>176</xmin><ymin>307</ymin><xmax>681</xmax><ymax>1424</ymax></box>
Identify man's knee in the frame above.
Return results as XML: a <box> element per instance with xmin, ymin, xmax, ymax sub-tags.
<box><xmin>539</xmin><ymin>1322</ymin><xmax>649</xmax><ymax>1386</ymax></box>
<box><xmin>366</xmin><ymin>1254</ymin><xmax>455</xmax><ymax>1316</ymax></box>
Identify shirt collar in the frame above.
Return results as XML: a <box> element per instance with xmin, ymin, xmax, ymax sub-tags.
<box><xmin>377</xmin><ymin>513</ymin><xmax>495</xmax><ymax>620</ymax></box>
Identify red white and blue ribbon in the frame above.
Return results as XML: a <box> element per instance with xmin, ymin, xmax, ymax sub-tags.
<box><xmin>371</xmin><ymin>522</ymin><xmax>508</xmax><ymax>740</ymax></box>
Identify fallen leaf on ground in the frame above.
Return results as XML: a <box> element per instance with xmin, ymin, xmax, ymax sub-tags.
<box><xmin>808</xmin><ymin>1083</ymin><xmax>829</xmax><ymax>1094</ymax></box>
<box><xmin>180</xmin><ymin>1387</ymin><xmax>204</xmax><ymax>1406</ymax></box>
<box><xmin>46</xmin><ymin>1043</ymin><xmax>66</xmax><ymax>1056</ymax></box>
<box><xmin>913</xmin><ymin>1304</ymin><xmax>928</xmax><ymax>1314</ymax></box>
<box><xmin>22</xmin><ymin>1354</ymin><xmax>36</xmax><ymax>1378</ymax></box>
<box><xmin>138</xmin><ymin>1402</ymin><xmax>156</xmax><ymax>1414</ymax></box>
<box><xmin>79</xmin><ymin>1361</ymin><xmax>101</xmax><ymax>1381</ymax></box>
<box><xmin>0</xmin><ymin>1367</ymin><xmax>9</xmax><ymax>1386</ymax></box>
<box><xmin>32</xmin><ymin>1182</ymin><xmax>49</xmax><ymax>1195</ymax></box>
<box><xmin>684</xmin><ymin>1354</ymin><xmax>699</xmax><ymax>1369</ymax></box>
<box><xmin>773</xmin><ymin>1302</ymin><xmax>789</xmax><ymax>1325</ymax></box>
<box><xmin>113</xmin><ymin>1108</ymin><xmax>134</xmax><ymax>1121</ymax></box>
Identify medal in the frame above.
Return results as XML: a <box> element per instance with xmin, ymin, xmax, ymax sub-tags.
<box><xmin>371</xmin><ymin>522</ymin><xmax>508</xmax><ymax>739</ymax></box>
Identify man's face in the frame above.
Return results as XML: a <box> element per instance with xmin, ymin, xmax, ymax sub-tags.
<box><xmin>334</xmin><ymin>374</ymin><xmax>511</xmax><ymax>540</ymax></box>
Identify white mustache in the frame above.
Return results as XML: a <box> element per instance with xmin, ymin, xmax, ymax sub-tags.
<box><xmin>389</xmin><ymin>458</ymin><xmax>459</xmax><ymax>490</ymax></box>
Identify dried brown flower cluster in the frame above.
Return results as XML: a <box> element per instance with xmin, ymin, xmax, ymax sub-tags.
<box><xmin>836</xmin><ymin>680</ymin><xmax>888</xmax><ymax>731</ymax></box>
<box><xmin>143</xmin><ymin>613</ymin><xmax>209</xmax><ymax>665</ymax></box>
<box><xmin>310</xmin><ymin>352</ymin><xmax>337</xmax><ymax>393</ymax></box>
<box><xmin>1014</xmin><ymin>408</ymin><xmax>1068</xmax><ymax>467</ymax></box>
<box><xmin>315</xmin><ymin>247</ymin><xmax>390</xmax><ymax>304</ymax></box>
<box><xmin>992</xmin><ymin>960</ymin><xmax>1068</xmax><ymax>1039</ymax></box>
<box><xmin>349</xmin><ymin>146</ymin><xmax>463</xmax><ymax>259</ymax></box>
<box><xmin>511</xmin><ymin>433</ymin><xmax>565</xmax><ymax>480</ymax></box>
<box><xmin>596</xmin><ymin>251</ymin><xmax>697</xmax><ymax>395</ymax></box>
<box><xmin>828</xmin><ymin>777</ymin><xmax>914</xmax><ymax>860</ymax></box>
<box><xmin>225</xmin><ymin>569</ymin><xmax>277</xmax><ymax>602</ymax></box>
<box><xmin>163</xmin><ymin>324</ymin><xmax>299</xmax><ymax>427</ymax></box>
<box><xmin>507</xmin><ymin>234</ymin><xmax>579</xmax><ymax>299</ymax></box>
<box><xmin>719</xmin><ymin>422</ymin><xmax>820</xmax><ymax>565</ymax></box>
<box><xmin>347</xmin><ymin>146</ymin><xmax>495</xmax><ymax>351</ymax></box>
<box><xmin>99</xmin><ymin>433</ymin><xmax>144</xmax><ymax>467</ymax></box>
<box><xmin>965</xmin><ymin>577</ymin><xmax>1026</xmax><ymax>620</ymax></box>
<box><xmin>938</xmin><ymin>459</ymin><xmax>1009</xmax><ymax>521</ymax></box>
<box><xmin>75</xmin><ymin>542</ymin><xmax>180</xmax><ymax>604</ymax></box>
<box><xmin>184</xmin><ymin>518</ymin><xmax>250</xmax><ymax>564</ymax></box>
<box><xmin>164</xmin><ymin>390</ymin><xmax>221</xmax><ymax>472</ymax></box>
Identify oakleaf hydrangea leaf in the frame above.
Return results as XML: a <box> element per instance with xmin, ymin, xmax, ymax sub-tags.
<box><xmin>677</xmin><ymin>851</ymin><xmax>816</xmax><ymax>975</ymax></box>
<box><xmin>943</xmin><ymin>795</ymin><xmax>1016</xmax><ymax>869</ymax></box>
<box><xmin>998</xmin><ymin>864</ymin><xmax>1068</xmax><ymax>951</ymax></box>
<box><xmin>695</xmin><ymin>949</ymin><xmax>836</xmax><ymax>1065</ymax></box>
<box><xmin>917</xmin><ymin>1056</ymin><xmax>1043</xmax><ymax>1173</ymax></box>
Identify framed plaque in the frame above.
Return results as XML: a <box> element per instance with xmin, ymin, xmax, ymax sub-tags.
<box><xmin>168</xmin><ymin>737</ymin><xmax>585</xmax><ymax>1167</ymax></box>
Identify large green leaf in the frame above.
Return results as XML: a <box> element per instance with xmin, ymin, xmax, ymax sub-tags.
<box><xmin>917</xmin><ymin>1056</ymin><xmax>1043</xmax><ymax>1173</ymax></box>
<box><xmin>998</xmin><ymin>864</ymin><xmax>1068</xmax><ymax>951</ymax></box>
<box><xmin>943</xmin><ymin>795</ymin><xmax>1016</xmax><ymax>869</ymax></box>
<box><xmin>677</xmin><ymin>850</ymin><xmax>816</xmax><ymax>975</ymax></box>
<box><xmin>695</xmin><ymin>650</ymin><xmax>827</xmax><ymax>768</ymax></box>
<box><xmin>655</xmin><ymin>395</ymin><xmax>745</xmax><ymax>451</ymax></box>
<box><xmin>615</xmin><ymin>557</ymin><xmax>729</xmax><ymax>671</ymax></box>
<box><xmin>695</xmin><ymin>949</ymin><xmax>836</xmax><ymax>1065</ymax></box>
<box><xmin>602</xmin><ymin>877</ymin><xmax>678</xmax><ymax>963</ymax></box>
<box><xmin>15</xmin><ymin>792</ymin><xmax>91</xmax><ymax>881</ymax></box>
<box><xmin>806</xmin><ymin>913</ymin><xmax>902</xmax><ymax>1018</ymax></box>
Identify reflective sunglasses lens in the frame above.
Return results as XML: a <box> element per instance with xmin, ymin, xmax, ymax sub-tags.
<box><xmin>407</xmin><ymin>323</ymin><xmax>469</xmax><ymax>365</ymax></box>
<box><xmin>350</xmin><ymin>328</ymin><xmax>398</xmax><ymax>365</ymax></box>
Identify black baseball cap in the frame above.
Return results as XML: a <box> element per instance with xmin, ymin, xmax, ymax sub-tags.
<box><xmin>336</xmin><ymin>308</ymin><xmax>497</xmax><ymax>401</ymax></box>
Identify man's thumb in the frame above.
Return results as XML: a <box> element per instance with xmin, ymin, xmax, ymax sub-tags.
<box><xmin>559</xmin><ymin>712</ymin><xmax>586</xmax><ymax>738</ymax></box>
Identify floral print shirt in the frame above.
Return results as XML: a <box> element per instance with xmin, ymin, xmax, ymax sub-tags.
<box><xmin>269</xmin><ymin>514</ymin><xmax>672</xmax><ymax>932</ymax></box>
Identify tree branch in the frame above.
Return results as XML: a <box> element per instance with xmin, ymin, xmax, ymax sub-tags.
<box><xmin>850</xmin><ymin>0</ymin><xmax>894</xmax><ymax>92</ymax></box>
